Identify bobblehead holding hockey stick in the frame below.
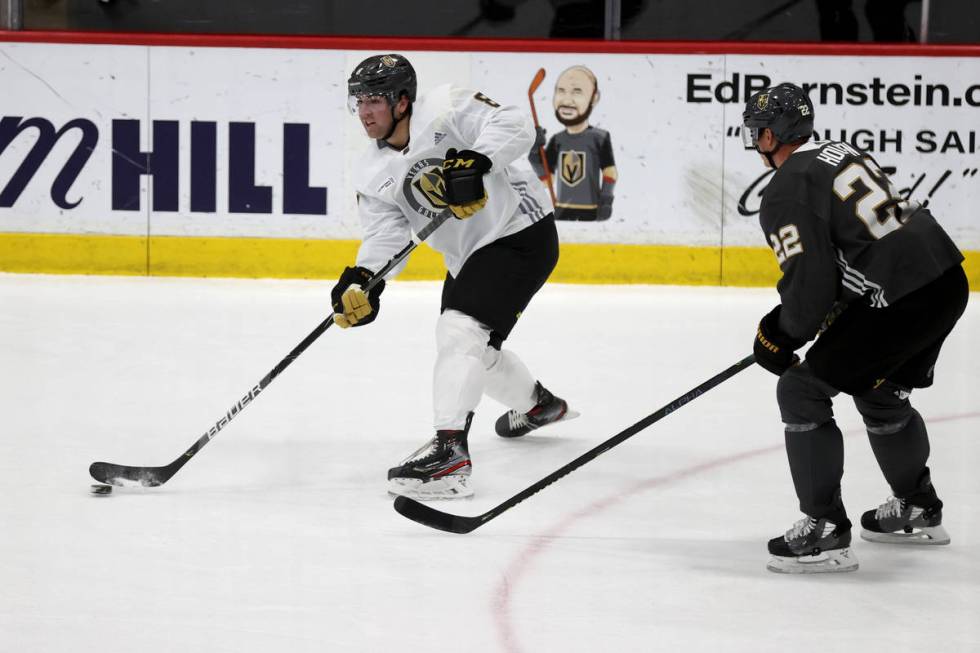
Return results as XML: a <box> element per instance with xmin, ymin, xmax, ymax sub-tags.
<box><xmin>89</xmin><ymin>211</ymin><xmax>454</xmax><ymax>488</ymax></box>
<box><xmin>528</xmin><ymin>68</ymin><xmax>557</xmax><ymax>207</ymax></box>
<box><xmin>394</xmin><ymin>354</ymin><xmax>756</xmax><ymax>533</ymax></box>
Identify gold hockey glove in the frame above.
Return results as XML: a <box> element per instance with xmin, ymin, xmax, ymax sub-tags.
<box><xmin>443</xmin><ymin>148</ymin><xmax>492</xmax><ymax>219</ymax></box>
<box><xmin>331</xmin><ymin>266</ymin><xmax>385</xmax><ymax>328</ymax></box>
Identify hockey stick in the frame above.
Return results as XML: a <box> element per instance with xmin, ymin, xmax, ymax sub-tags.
<box><xmin>528</xmin><ymin>68</ymin><xmax>557</xmax><ymax>207</ymax></box>
<box><xmin>393</xmin><ymin>354</ymin><xmax>757</xmax><ymax>533</ymax></box>
<box><xmin>90</xmin><ymin>211</ymin><xmax>454</xmax><ymax>488</ymax></box>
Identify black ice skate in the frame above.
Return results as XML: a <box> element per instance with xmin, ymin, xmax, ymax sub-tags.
<box><xmin>860</xmin><ymin>496</ymin><xmax>950</xmax><ymax>545</ymax></box>
<box><xmin>767</xmin><ymin>516</ymin><xmax>858</xmax><ymax>574</ymax></box>
<box><xmin>495</xmin><ymin>381</ymin><xmax>577</xmax><ymax>438</ymax></box>
<box><xmin>387</xmin><ymin>413</ymin><xmax>474</xmax><ymax>500</ymax></box>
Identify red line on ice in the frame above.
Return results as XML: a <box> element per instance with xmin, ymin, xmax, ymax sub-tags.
<box><xmin>491</xmin><ymin>411</ymin><xmax>980</xmax><ymax>653</ymax></box>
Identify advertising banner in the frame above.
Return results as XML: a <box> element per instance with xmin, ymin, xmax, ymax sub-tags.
<box><xmin>1</xmin><ymin>38</ymin><xmax>977</xmax><ymax>281</ymax></box>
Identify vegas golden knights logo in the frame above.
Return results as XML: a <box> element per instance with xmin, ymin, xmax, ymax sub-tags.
<box><xmin>560</xmin><ymin>150</ymin><xmax>586</xmax><ymax>187</ymax></box>
<box><xmin>413</xmin><ymin>168</ymin><xmax>448</xmax><ymax>208</ymax></box>
<box><xmin>757</xmin><ymin>93</ymin><xmax>769</xmax><ymax>110</ymax></box>
<box><xmin>403</xmin><ymin>157</ymin><xmax>453</xmax><ymax>220</ymax></box>
<box><xmin>380</xmin><ymin>55</ymin><xmax>398</xmax><ymax>67</ymax></box>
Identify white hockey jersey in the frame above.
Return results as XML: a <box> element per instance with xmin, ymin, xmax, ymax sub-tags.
<box><xmin>353</xmin><ymin>84</ymin><xmax>552</xmax><ymax>278</ymax></box>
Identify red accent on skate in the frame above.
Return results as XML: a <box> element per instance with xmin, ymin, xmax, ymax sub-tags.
<box><xmin>432</xmin><ymin>460</ymin><xmax>472</xmax><ymax>478</ymax></box>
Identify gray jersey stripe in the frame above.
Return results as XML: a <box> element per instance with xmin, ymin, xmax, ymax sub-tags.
<box><xmin>512</xmin><ymin>181</ymin><xmax>546</xmax><ymax>221</ymax></box>
<box><xmin>836</xmin><ymin>249</ymin><xmax>889</xmax><ymax>307</ymax></box>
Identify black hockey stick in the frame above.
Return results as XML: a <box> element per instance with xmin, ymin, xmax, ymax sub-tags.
<box><xmin>393</xmin><ymin>354</ymin><xmax>757</xmax><ymax>533</ymax></box>
<box><xmin>90</xmin><ymin>211</ymin><xmax>453</xmax><ymax>488</ymax></box>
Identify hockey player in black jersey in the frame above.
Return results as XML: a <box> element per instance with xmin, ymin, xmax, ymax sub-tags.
<box><xmin>742</xmin><ymin>83</ymin><xmax>969</xmax><ymax>573</ymax></box>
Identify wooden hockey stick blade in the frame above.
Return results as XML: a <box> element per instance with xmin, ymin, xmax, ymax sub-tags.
<box><xmin>527</xmin><ymin>68</ymin><xmax>545</xmax><ymax>126</ymax></box>
<box><xmin>528</xmin><ymin>68</ymin><xmax>546</xmax><ymax>95</ymax></box>
<box><xmin>393</xmin><ymin>354</ymin><xmax>757</xmax><ymax>534</ymax></box>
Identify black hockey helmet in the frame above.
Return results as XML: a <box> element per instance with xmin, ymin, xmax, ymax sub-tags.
<box><xmin>347</xmin><ymin>54</ymin><xmax>417</xmax><ymax>113</ymax></box>
<box><xmin>742</xmin><ymin>83</ymin><xmax>814</xmax><ymax>149</ymax></box>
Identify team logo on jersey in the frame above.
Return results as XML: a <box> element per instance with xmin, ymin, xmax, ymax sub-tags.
<box><xmin>413</xmin><ymin>169</ymin><xmax>448</xmax><ymax>208</ymax></box>
<box><xmin>559</xmin><ymin>150</ymin><xmax>586</xmax><ymax>187</ymax></box>
<box><xmin>402</xmin><ymin>157</ymin><xmax>451</xmax><ymax>219</ymax></box>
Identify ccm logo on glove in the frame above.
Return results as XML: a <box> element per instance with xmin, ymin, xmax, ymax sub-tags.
<box><xmin>442</xmin><ymin>148</ymin><xmax>492</xmax><ymax>219</ymax></box>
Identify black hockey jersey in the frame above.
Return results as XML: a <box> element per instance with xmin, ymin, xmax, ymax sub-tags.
<box><xmin>760</xmin><ymin>139</ymin><xmax>963</xmax><ymax>342</ymax></box>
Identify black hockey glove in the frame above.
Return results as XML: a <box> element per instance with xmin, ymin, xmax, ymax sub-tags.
<box><xmin>443</xmin><ymin>148</ymin><xmax>492</xmax><ymax>219</ymax></box>
<box><xmin>597</xmin><ymin>200</ymin><xmax>613</xmax><ymax>221</ymax></box>
<box><xmin>531</xmin><ymin>126</ymin><xmax>547</xmax><ymax>153</ymax></box>
<box><xmin>754</xmin><ymin>305</ymin><xmax>806</xmax><ymax>376</ymax></box>
<box><xmin>331</xmin><ymin>266</ymin><xmax>385</xmax><ymax>329</ymax></box>
<box><xmin>528</xmin><ymin>127</ymin><xmax>548</xmax><ymax>171</ymax></box>
<box><xmin>597</xmin><ymin>186</ymin><xmax>614</xmax><ymax>221</ymax></box>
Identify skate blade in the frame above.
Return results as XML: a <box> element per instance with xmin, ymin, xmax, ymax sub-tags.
<box><xmin>388</xmin><ymin>475</ymin><xmax>473</xmax><ymax>501</ymax></box>
<box><xmin>860</xmin><ymin>525</ymin><xmax>950</xmax><ymax>545</ymax></box>
<box><xmin>767</xmin><ymin>548</ymin><xmax>859</xmax><ymax>574</ymax></box>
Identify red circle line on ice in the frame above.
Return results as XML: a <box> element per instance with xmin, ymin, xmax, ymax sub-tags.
<box><xmin>490</xmin><ymin>411</ymin><xmax>980</xmax><ymax>653</ymax></box>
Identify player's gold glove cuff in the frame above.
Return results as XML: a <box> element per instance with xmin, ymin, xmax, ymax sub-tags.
<box><xmin>449</xmin><ymin>192</ymin><xmax>488</xmax><ymax>219</ymax></box>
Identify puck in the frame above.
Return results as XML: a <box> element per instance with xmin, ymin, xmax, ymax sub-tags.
<box><xmin>90</xmin><ymin>483</ymin><xmax>113</xmax><ymax>496</ymax></box>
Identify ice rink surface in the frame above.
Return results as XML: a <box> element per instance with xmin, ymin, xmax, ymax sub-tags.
<box><xmin>1</xmin><ymin>273</ymin><xmax>977</xmax><ymax>653</ymax></box>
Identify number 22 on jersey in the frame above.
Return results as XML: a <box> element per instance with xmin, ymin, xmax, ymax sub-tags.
<box><xmin>833</xmin><ymin>158</ymin><xmax>915</xmax><ymax>239</ymax></box>
<box><xmin>770</xmin><ymin>224</ymin><xmax>803</xmax><ymax>264</ymax></box>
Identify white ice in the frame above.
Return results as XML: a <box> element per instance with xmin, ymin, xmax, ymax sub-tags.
<box><xmin>1</xmin><ymin>273</ymin><xmax>977</xmax><ymax>653</ymax></box>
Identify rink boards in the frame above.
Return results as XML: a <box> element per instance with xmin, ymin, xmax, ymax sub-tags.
<box><xmin>0</xmin><ymin>34</ymin><xmax>978</xmax><ymax>285</ymax></box>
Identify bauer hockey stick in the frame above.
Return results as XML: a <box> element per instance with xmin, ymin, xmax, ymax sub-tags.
<box><xmin>90</xmin><ymin>210</ymin><xmax>454</xmax><ymax>488</ymax></box>
<box><xmin>528</xmin><ymin>68</ymin><xmax>557</xmax><ymax>207</ymax></box>
<box><xmin>394</xmin><ymin>353</ymin><xmax>757</xmax><ymax>533</ymax></box>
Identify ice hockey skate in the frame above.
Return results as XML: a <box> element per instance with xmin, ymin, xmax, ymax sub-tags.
<box><xmin>767</xmin><ymin>516</ymin><xmax>858</xmax><ymax>574</ymax></box>
<box><xmin>495</xmin><ymin>381</ymin><xmax>578</xmax><ymax>438</ymax></box>
<box><xmin>860</xmin><ymin>496</ymin><xmax>950</xmax><ymax>545</ymax></box>
<box><xmin>388</xmin><ymin>413</ymin><xmax>474</xmax><ymax>500</ymax></box>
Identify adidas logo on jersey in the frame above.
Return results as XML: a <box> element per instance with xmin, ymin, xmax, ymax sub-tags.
<box><xmin>377</xmin><ymin>177</ymin><xmax>395</xmax><ymax>193</ymax></box>
<box><xmin>434</xmin><ymin>131</ymin><xmax>447</xmax><ymax>145</ymax></box>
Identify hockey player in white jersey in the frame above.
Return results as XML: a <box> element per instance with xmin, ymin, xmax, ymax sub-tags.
<box><xmin>333</xmin><ymin>53</ymin><xmax>575</xmax><ymax>499</ymax></box>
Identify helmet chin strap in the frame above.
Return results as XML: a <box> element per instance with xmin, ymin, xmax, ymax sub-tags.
<box><xmin>757</xmin><ymin>141</ymin><xmax>782</xmax><ymax>169</ymax></box>
<box><xmin>380</xmin><ymin>101</ymin><xmax>409</xmax><ymax>144</ymax></box>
